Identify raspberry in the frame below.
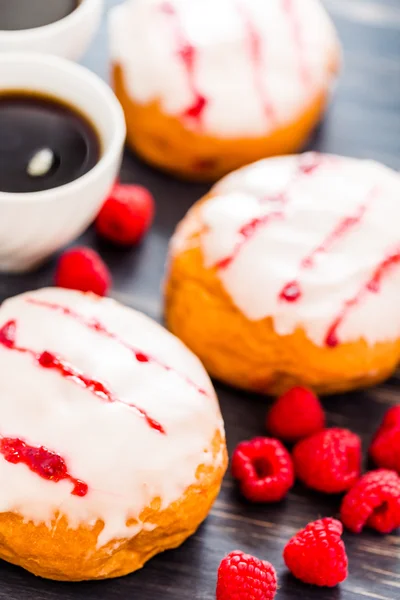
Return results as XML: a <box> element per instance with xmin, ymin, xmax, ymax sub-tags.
<box><xmin>217</xmin><ymin>550</ymin><xmax>277</xmax><ymax>600</ymax></box>
<box><xmin>340</xmin><ymin>469</ymin><xmax>400</xmax><ymax>534</ymax></box>
<box><xmin>96</xmin><ymin>183</ymin><xmax>155</xmax><ymax>246</ymax></box>
<box><xmin>231</xmin><ymin>437</ymin><xmax>294</xmax><ymax>502</ymax></box>
<box><xmin>266</xmin><ymin>386</ymin><xmax>325</xmax><ymax>443</ymax></box>
<box><xmin>292</xmin><ymin>428</ymin><xmax>361</xmax><ymax>493</ymax></box>
<box><xmin>369</xmin><ymin>406</ymin><xmax>400</xmax><ymax>474</ymax></box>
<box><xmin>283</xmin><ymin>518</ymin><xmax>348</xmax><ymax>587</ymax></box>
<box><xmin>55</xmin><ymin>247</ymin><xmax>111</xmax><ymax>297</ymax></box>
<box><xmin>377</xmin><ymin>406</ymin><xmax>400</xmax><ymax>431</ymax></box>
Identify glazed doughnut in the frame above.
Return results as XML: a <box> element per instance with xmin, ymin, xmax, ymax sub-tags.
<box><xmin>165</xmin><ymin>152</ymin><xmax>400</xmax><ymax>395</ymax></box>
<box><xmin>109</xmin><ymin>0</ymin><xmax>340</xmax><ymax>181</ymax></box>
<box><xmin>0</xmin><ymin>288</ymin><xmax>226</xmax><ymax>580</ymax></box>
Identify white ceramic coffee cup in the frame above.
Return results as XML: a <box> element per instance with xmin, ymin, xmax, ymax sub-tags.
<box><xmin>0</xmin><ymin>53</ymin><xmax>126</xmax><ymax>273</ymax></box>
<box><xmin>0</xmin><ymin>0</ymin><xmax>103</xmax><ymax>62</ymax></box>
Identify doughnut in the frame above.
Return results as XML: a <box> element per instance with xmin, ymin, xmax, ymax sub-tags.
<box><xmin>0</xmin><ymin>288</ymin><xmax>226</xmax><ymax>580</ymax></box>
<box><xmin>165</xmin><ymin>152</ymin><xmax>400</xmax><ymax>395</ymax></box>
<box><xmin>109</xmin><ymin>0</ymin><xmax>340</xmax><ymax>181</ymax></box>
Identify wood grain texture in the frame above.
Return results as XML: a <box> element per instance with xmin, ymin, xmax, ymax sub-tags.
<box><xmin>0</xmin><ymin>0</ymin><xmax>399</xmax><ymax>597</ymax></box>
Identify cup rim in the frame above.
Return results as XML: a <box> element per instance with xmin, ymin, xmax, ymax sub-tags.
<box><xmin>0</xmin><ymin>52</ymin><xmax>126</xmax><ymax>203</ymax></box>
<box><xmin>0</xmin><ymin>0</ymin><xmax>102</xmax><ymax>39</ymax></box>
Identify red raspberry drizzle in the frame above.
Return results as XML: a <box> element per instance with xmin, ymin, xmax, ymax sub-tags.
<box><xmin>0</xmin><ymin>320</ymin><xmax>165</xmax><ymax>434</ymax></box>
<box><xmin>215</xmin><ymin>154</ymin><xmax>323</xmax><ymax>270</ymax></box>
<box><xmin>279</xmin><ymin>282</ymin><xmax>301</xmax><ymax>303</ymax></box>
<box><xmin>282</xmin><ymin>0</ymin><xmax>310</xmax><ymax>86</ymax></box>
<box><xmin>159</xmin><ymin>0</ymin><xmax>313</xmax><ymax>127</ymax></box>
<box><xmin>26</xmin><ymin>298</ymin><xmax>207</xmax><ymax>397</ymax></box>
<box><xmin>325</xmin><ymin>249</ymin><xmax>400</xmax><ymax>347</ymax></box>
<box><xmin>0</xmin><ymin>437</ymin><xmax>88</xmax><ymax>496</ymax></box>
<box><xmin>235</xmin><ymin>0</ymin><xmax>275</xmax><ymax>123</ymax></box>
<box><xmin>216</xmin><ymin>212</ymin><xmax>283</xmax><ymax>270</ymax></box>
<box><xmin>208</xmin><ymin>154</ymin><xmax>400</xmax><ymax>350</ymax></box>
<box><xmin>161</xmin><ymin>2</ymin><xmax>207</xmax><ymax>125</ymax></box>
<box><xmin>279</xmin><ymin>202</ymin><xmax>370</xmax><ymax>303</ymax></box>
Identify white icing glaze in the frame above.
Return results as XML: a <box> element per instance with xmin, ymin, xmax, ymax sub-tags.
<box><xmin>0</xmin><ymin>288</ymin><xmax>224</xmax><ymax>547</ymax></box>
<box><xmin>172</xmin><ymin>153</ymin><xmax>400</xmax><ymax>347</ymax></box>
<box><xmin>109</xmin><ymin>0</ymin><xmax>339</xmax><ymax>137</ymax></box>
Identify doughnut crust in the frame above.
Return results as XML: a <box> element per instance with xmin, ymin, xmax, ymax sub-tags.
<box><xmin>113</xmin><ymin>63</ymin><xmax>335</xmax><ymax>182</ymax></box>
<box><xmin>165</xmin><ymin>236</ymin><xmax>400</xmax><ymax>395</ymax></box>
<box><xmin>109</xmin><ymin>0</ymin><xmax>340</xmax><ymax>181</ymax></box>
<box><xmin>164</xmin><ymin>156</ymin><xmax>400</xmax><ymax>395</ymax></box>
<box><xmin>0</xmin><ymin>288</ymin><xmax>227</xmax><ymax>580</ymax></box>
<box><xmin>0</xmin><ymin>431</ymin><xmax>226</xmax><ymax>581</ymax></box>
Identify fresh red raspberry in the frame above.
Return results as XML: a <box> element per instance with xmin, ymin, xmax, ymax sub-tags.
<box><xmin>217</xmin><ymin>550</ymin><xmax>277</xmax><ymax>600</ymax></box>
<box><xmin>340</xmin><ymin>469</ymin><xmax>400</xmax><ymax>534</ymax></box>
<box><xmin>55</xmin><ymin>247</ymin><xmax>111</xmax><ymax>297</ymax></box>
<box><xmin>283</xmin><ymin>518</ymin><xmax>348</xmax><ymax>587</ymax></box>
<box><xmin>292</xmin><ymin>428</ymin><xmax>361</xmax><ymax>493</ymax></box>
<box><xmin>266</xmin><ymin>386</ymin><xmax>325</xmax><ymax>443</ymax></box>
<box><xmin>377</xmin><ymin>406</ymin><xmax>400</xmax><ymax>431</ymax></box>
<box><xmin>369</xmin><ymin>406</ymin><xmax>400</xmax><ymax>474</ymax></box>
<box><xmin>231</xmin><ymin>437</ymin><xmax>294</xmax><ymax>502</ymax></box>
<box><xmin>96</xmin><ymin>183</ymin><xmax>155</xmax><ymax>246</ymax></box>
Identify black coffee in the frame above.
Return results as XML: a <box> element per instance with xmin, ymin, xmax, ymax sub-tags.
<box><xmin>0</xmin><ymin>0</ymin><xmax>79</xmax><ymax>30</ymax></box>
<box><xmin>0</xmin><ymin>92</ymin><xmax>101</xmax><ymax>194</ymax></box>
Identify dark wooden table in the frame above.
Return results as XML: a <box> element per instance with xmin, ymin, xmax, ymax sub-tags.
<box><xmin>1</xmin><ymin>0</ymin><xmax>400</xmax><ymax>598</ymax></box>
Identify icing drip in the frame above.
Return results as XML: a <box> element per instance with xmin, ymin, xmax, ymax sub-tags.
<box><xmin>196</xmin><ymin>154</ymin><xmax>400</xmax><ymax>348</ymax></box>
<box><xmin>160</xmin><ymin>2</ymin><xmax>207</xmax><ymax>125</ymax></box>
<box><xmin>325</xmin><ymin>249</ymin><xmax>400</xmax><ymax>348</ymax></box>
<box><xmin>0</xmin><ymin>288</ymin><xmax>223</xmax><ymax>547</ymax></box>
<box><xmin>282</xmin><ymin>0</ymin><xmax>310</xmax><ymax>86</ymax></box>
<box><xmin>26</xmin><ymin>298</ymin><xmax>207</xmax><ymax>397</ymax></box>
<box><xmin>110</xmin><ymin>0</ymin><xmax>339</xmax><ymax>137</ymax></box>
<box><xmin>236</xmin><ymin>0</ymin><xmax>275</xmax><ymax>123</ymax></box>
<box><xmin>0</xmin><ymin>320</ymin><xmax>165</xmax><ymax>434</ymax></box>
<box><xmin>0</xmin><ymin>437</ymin><xmax>87</xmax><ymax>497</ymax></box>
<box><xmin>279</xmin><ymin>202</ymin><xmax>370</xmax><ymax>303</ymax></box>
